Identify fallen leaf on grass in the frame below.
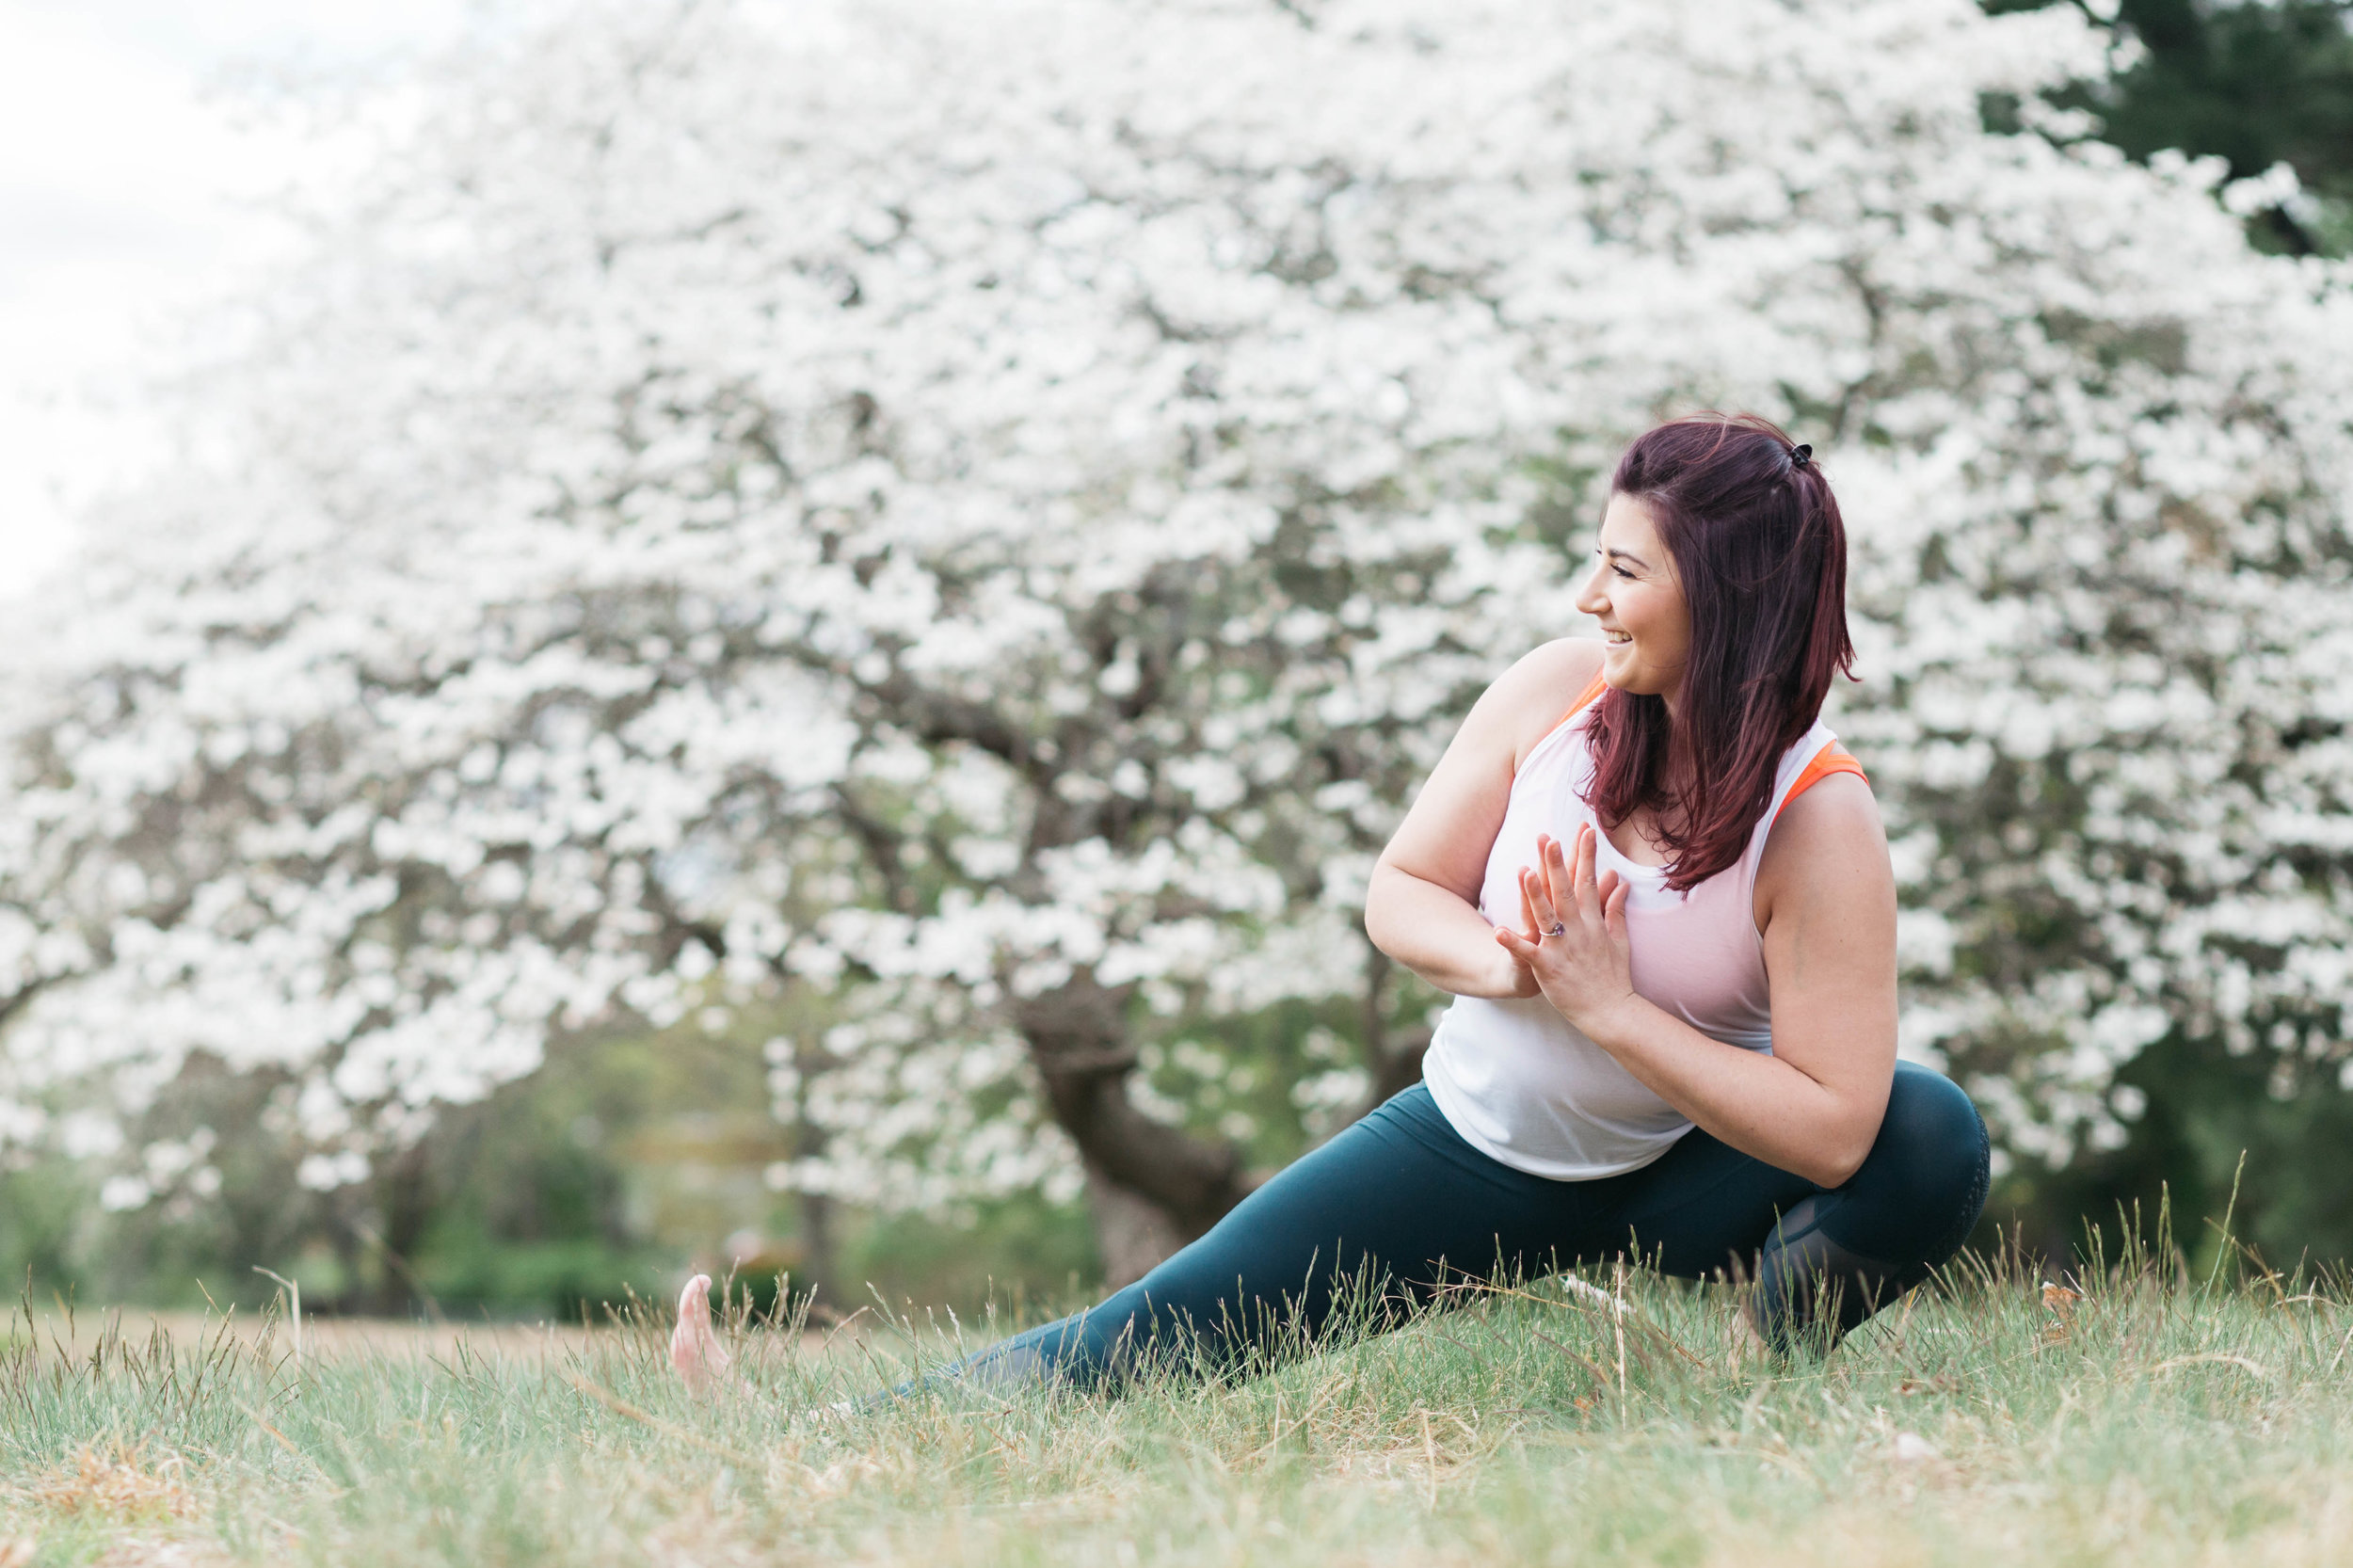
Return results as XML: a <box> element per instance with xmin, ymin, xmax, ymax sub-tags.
<box><xmin>2040</xmin><ymin>1283</ymin><xmax>2084</xmax><ymax>1343</ymax></box>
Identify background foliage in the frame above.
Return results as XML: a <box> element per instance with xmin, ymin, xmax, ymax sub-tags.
<box><xmin>1983</xmin><ymin>0</ymin><xmax>2353</xmax><ymax>1271</ymax></box>
<box><xmin>6</xmin><ymin>0</ymin><xmax>2353</xmax><ymax>1315</ymax></box>
<box><xmin>2004</xmin><ymin>0</ymin><xmax>2353</xmax><ymax>253</ymax></box>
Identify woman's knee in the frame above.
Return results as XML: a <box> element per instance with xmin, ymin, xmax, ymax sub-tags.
<box><xmin>1843</xmin><ymin>1064</ymin><xmax>1989</xmax><ymax>1256</ymax></box>
<box><xmin>1881</xmin><ymin>1061</ymin><xmax>1983</xmax><ymax>1151</ymax></box>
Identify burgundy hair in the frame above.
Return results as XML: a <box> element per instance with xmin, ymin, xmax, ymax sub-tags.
<box><xmin>1581</xmin><ymin>413</ymin><xmax>1856</xmax><ymax>892</ymax></box>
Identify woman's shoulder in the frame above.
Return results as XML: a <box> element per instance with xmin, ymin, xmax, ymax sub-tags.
<box><xmin>1768</xmin><ymin>720</ymin><xmax>1881</xmax><ymax>840</ymax></box>
<box><xmin>1769</xmin><ymin>768</ymin><xmax>1880</xmax><ymax>842</ymax></box>
<box><xmin>1753</xmin><ymin>765</ymin><xmax>1889</xmax><ymax>933</ymax></box>
<box><xmin>1479</xmin><ymin>638</ymin><xmax>1609</xmax><ymax>768</ymax></box>
<box><xmin>1493</xmin><ymin>637</ymin><xmax>1607</xmax><ymax>708</ymax></box>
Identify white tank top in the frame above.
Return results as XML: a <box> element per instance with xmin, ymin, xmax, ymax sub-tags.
<box><xmin>1420</xmin><ymin>681</ymin><xmax>1853</xmax><ymax>1180</ymax></box>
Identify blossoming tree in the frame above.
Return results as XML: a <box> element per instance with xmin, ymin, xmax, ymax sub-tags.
<box><xmin>6</xmin><ymin>0</ymin><xmax>2351</xmax><ymax>1280</ymax></box>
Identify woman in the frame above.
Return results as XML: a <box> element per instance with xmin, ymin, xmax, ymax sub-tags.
<box><xmin>672</xmin><ymin>413</ymin><xmax>1989</xmax><ymax>1395</ymax></box>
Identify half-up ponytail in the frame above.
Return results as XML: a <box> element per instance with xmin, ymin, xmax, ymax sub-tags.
<box><xmin>1581</xmin><ymin>413</ymin><xmax>1855</xmax><ymax>892</ymax></box>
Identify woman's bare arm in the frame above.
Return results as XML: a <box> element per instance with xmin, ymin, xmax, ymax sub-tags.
<box><xmin>1498</xmin><ymin>776</ymin><xmax>1897</xmax><ymax>1188</ymax></box>
<box><xmin>1365</xmin><ymin>639</ymin><xmax>1605</xmax><ymax>998</ymax></box>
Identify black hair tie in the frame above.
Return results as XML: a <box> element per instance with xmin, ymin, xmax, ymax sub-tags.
<box><xmin>1788</xmin><ymin>442</ymin><xmax>1813</xmax><ymax>470</ymax></box>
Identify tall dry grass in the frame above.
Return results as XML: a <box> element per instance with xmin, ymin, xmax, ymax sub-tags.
<box><xmin>1</xmin><ymin>1213</ymin><xmax>2348</xmax><ymax>1565</ymax></box>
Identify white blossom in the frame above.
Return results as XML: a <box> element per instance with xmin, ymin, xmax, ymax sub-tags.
<box><xmin>2</xmin><ymin>0</ymin><xmax>2348</xmax><ymax>1207</ymax></box>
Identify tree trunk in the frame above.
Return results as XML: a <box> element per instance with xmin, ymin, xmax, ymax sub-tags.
<box><xmin>1080</xmin><ymin>1159</ymin><xmax>1193</xmax><ymax>1288</ymax></box>
<box><xmin>364</xmin><ymin>1143</ymin><xmax>439</xmax><ymax>1316</ymax></box>
<box><xmin>1016</xmin><ymin>971</ymin><xmax>1252</xmax><ymax>1287</ymax></box>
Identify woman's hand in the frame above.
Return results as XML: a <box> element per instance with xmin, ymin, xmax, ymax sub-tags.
<box><xmin>1486</xmin><ymin>945</ymin><xmax>1542</xmax><ymax>1000</ymax></box>
<box><xmin>1494</xmin><ymin>826</ymin><xmax>1641</xmax><ymax>1038</ymax></box>
<box><xmin>1486</xmin><ymin>873</ymin><xmax>1544</xmax><ymax>999</ymax></box>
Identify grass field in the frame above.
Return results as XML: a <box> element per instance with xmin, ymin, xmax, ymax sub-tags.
<box><xmin>3</xmin><ymin>1233</ymin><xmax>2350</xmax><ymax>1566</ymax></box>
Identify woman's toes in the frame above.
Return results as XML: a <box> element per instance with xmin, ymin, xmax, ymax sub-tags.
<box><xmin>671</xmin><ymin>1272</ymin><xmax>729</xmax><ymax>1392</ymax></box>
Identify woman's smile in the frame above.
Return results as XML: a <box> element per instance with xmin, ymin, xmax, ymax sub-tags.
<box><xmin>1575</xmin><ymin>493</ymin><xmax>1690</xmax><ymax>705</ymax></box>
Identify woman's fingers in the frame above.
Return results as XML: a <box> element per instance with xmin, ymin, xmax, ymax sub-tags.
<box><xmin>1520</xmin><ymin>865</ymin><xmax>1557</xmax><ymax>931</ymax></box>
<box><xmin>1531</xmin><ymin>830</ymin><xmax>1621</xmax><ymax>925</ymax></box>
<box><xmin>1529</xmin><ymin>833</ymin><xmax>1636</xmax><ymax>935</ymax></box>
<box><xmin>1543</xmin><ymin>830</ymin><xmax>1574</xmax><ymax>917</ymax></box>
<box><xmin>1553</xmin><ymin>826</ymin><xmax>1593</xmax><ymax>917</ymax></box>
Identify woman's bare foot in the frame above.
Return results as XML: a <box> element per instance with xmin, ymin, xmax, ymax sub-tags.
<box><xmin>670</xmin><ymin>1273</ymin><xmax>737</xmax><ymax>1396</ymax></box>
<box><xmin>670</xmin><ymin>1272</ymin><xmax>851</xmax><ymax>1422</ymax></box>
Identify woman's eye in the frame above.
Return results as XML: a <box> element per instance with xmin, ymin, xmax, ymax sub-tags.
<box><xmin>1611</xmin><ymin>566</ymin><xmax>1635</xmax><ymax>581</ymax></box>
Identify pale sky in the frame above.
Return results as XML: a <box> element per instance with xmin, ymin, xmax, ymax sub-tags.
<box><xmin>0</xmin><ymin>0</ymin><xmax>480</xmax><ymax>600</ymax></box>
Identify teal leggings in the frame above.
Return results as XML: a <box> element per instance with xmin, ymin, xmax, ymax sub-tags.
<box><xmin>948</xmin><ymin>1063</ymin><xmax>1987</xmax><ymax>1387</ymax></box>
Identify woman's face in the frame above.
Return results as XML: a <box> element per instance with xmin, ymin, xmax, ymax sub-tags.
<box><xmin>1575</xmin><ymin>492</ymin><xmax>1691</xmax><ymax>705</ymax></box>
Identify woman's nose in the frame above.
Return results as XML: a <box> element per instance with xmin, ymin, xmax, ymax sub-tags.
<box><xmin>1574</xmin><ymin>566</ymin><xmax>1608</xmax><ymax>616</ymax></box>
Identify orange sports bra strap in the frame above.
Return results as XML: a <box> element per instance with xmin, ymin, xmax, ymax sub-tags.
<box><xmin>1775</xmin><ymin>741</ymin><xmax>1868</xmax><ymax>821</ymax></box>
<box><xmin>1556</xmin><ymin>672</ymin><xmax>1608</xmax><ymax>728</ymax></box>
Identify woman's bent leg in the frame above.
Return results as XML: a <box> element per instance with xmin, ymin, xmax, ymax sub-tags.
<box><xmin>942</xmin><ymin>1084</ymin><xmax>1625</xmax><ymax>1394</ymax></box>
<box><xmin>1613</xmin><ymin>1061</ymin><xmax>1991</xmax><ymax>1350</ymax></box>
<box><xmin>1751</xmin><ymin>1061</ymin><xmax>1990</xmax><ymax>1346</ymax></box>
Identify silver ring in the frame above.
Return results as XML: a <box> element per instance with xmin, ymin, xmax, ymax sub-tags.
<box><xmin>1545</xmin><ymin>921</ymin><xmax>1566</xmax><ymax>937</ymax></box>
